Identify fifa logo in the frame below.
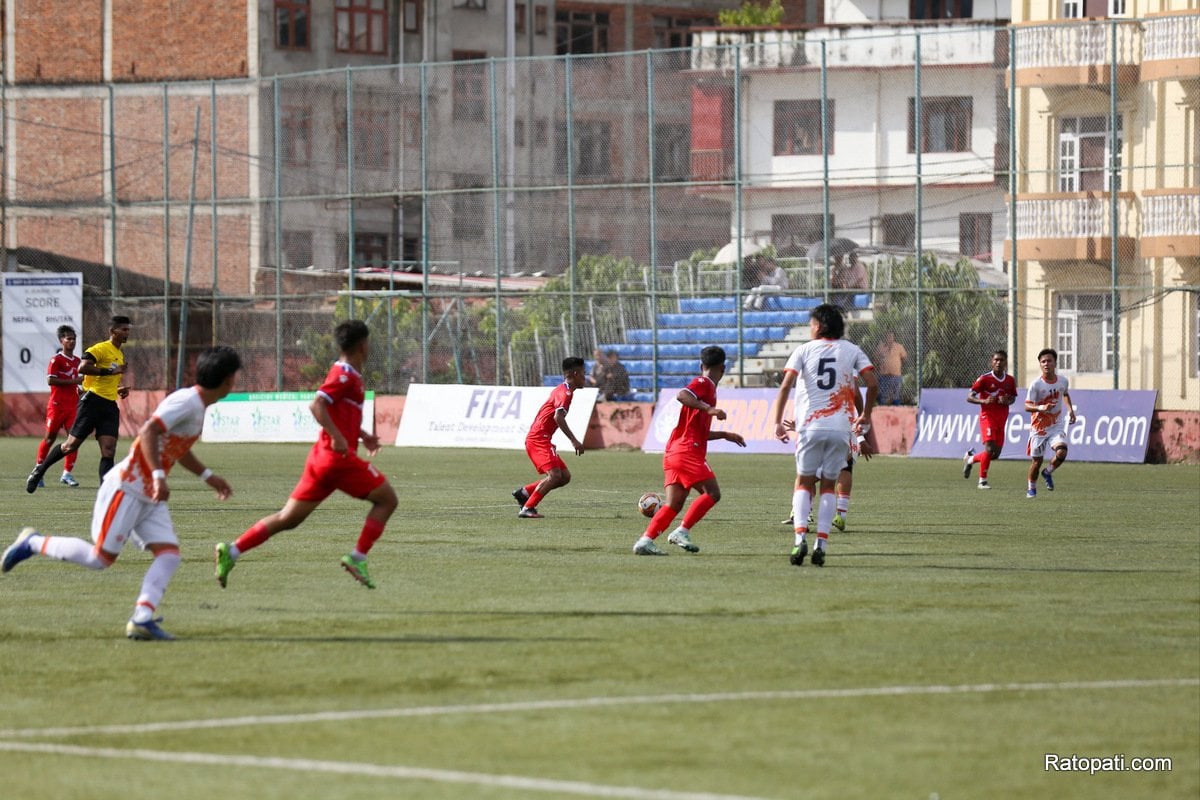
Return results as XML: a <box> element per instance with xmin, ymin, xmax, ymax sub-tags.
<box><xmin>465</xmin><ymin>389</ymin><xmax>521</xmax><ymax>419</ymax></box>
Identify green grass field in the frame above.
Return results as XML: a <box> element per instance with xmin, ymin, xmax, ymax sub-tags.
<box><xmin>0</xmin><ymin>438</ymin><xmax>1196</xmax><ymax>800</ymax></box>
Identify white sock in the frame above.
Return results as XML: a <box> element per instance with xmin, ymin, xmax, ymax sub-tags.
<box><xmin>793</xmin><ymin>488</ymin><xmax>812</xmax><ymax>532</ymax></box>
<box><xmin>41</xmin><ymin>536</ymin><xmax>108</xmax><ymax>570</ymax></box>
<box><xmin>836</xmin><ymin>493</ymin><xmax>850</xmax><ymax>515</ymax></box>
<box><xmin>132</xmin><ymin>552</ymin><xmax>181</xmax><ymax>622</ymax></box>
<box><xmin>227</xmin><ymin>544</ymin><xmax>242</xmax><ymax>559</ymax></box>
<box><xmin>817</xmin><ymin>492</ymin><xmax>836</xmax><ymax>535</ymax></box>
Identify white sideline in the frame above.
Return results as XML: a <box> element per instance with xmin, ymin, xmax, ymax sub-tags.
<box><xmin>0</xmin><ymin>678</ymin><xmax>1194</xmax><ymax>740</ymax></box>
<box><xmin>0</xmin><ymin>741</ymin><xmax>769</xmax><ymax>800</ymax></box>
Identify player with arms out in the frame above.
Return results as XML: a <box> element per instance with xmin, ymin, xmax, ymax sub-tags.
<box><xmin>512</xmin><ymin>357</ymin><xmax>587</xmax><ymax>519</ymax></box>
<box><xmin>772</xmin><ymin>304</ymin><xmax>877</xmax><ymax>567</ymax></box>
<box><xmin>3</xmin><ymin>346</ymin><xmax>242</xmax><ymax>641</ymax></box>
<box><xmin>27</xmin><ymin>315</ymin><xmax>133</xmax><ymax>492</ymax></box>
<box><xmin>1024</xmin><ymin>347</ymin><xmax>1075</xmax><ymax>498</ymax></box>
<box><xmin>962</xmin><ymin>349</ymin><xmax>1017</xmax><ymax>489</ymax></box>
<box><xmin>215</xmin><ymin>320</ymin><xmax>397</xmax><ymax>589</ymax></box>
<box><xmin>31</xmin><ymin>325</ymin><xmax>84</xmax><ymax>488</ymax></box>
<box><xmin>633</xmin><ymin>345</ymin><xmax>746</xmax><ymax>556</ymax></box>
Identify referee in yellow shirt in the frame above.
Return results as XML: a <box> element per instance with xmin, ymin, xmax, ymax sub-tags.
<box><xmin>27</xmin><ymin>316</ymin><xmax>133</xmax><ymax>492</ymax></box>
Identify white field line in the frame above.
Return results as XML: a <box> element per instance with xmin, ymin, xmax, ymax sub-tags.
<box><xmin>0</xmin><ymin>741</ymin><xmax>770</xmax><ymax>800</ymax></box>
<box><xmin>1</xmin><ymin>678</ymin><xmax>1194</xmax><ymax>740</ymax></box>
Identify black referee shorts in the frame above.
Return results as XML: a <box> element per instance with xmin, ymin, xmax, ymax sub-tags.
<box><xmin>69</xmin><ymin>392</ymin><xmax>121</xmax><ymax>439</ymax></box>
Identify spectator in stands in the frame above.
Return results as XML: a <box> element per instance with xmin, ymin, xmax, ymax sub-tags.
<box><xmin>831</xmin><ymin>251</ymin><xmax>868</xmax><ymax>311</ymax></box>
<box><xmin>588</xmin><ymin>348</ymin><xmax>607</xmax><ymax>391</ymax></box>
<box><xmin>744</xmin><ymin>258</ymin><xmax>789</xmax><ymax>311</ymax></box>
<box><xmin>598</xmin><ymin>350</ymin><xmax>632</xmax><ymax>401</ymax></box>
<box><xmin>873</xmin><ymin>330</ymin><xmax>908</xmax><ymax>405</ymax></box>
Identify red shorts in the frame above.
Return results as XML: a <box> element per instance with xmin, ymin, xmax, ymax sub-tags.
<box><xmin>525</xmin><ymin>437</ymin><xmax>566</xmax><ymax>474</ymax></box>
<box><xmin>663</xmin><ymin>449</ymin><xmax>715</xmax><ymax>491</ymax></box>
<box><xmin>980</xmin><ymin>413</ymin><xmax>1007</xmax><ymax>449</ymax></box>
<box><xmin>290</xmin><ymin>447</ymin><xmax>386</xmax><ymax>503</ymax></box>
<box><xmin>45</xmin><ymin>400</ymin><xmax>77</xmax><ymax>435</ymax></box>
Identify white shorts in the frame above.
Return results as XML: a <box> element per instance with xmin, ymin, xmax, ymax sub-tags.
<box><xmin>1027</xmin><ymin>430</ymin><xmax>1068</xmax><ymax>459</ymax></box>
<box><xmin>90</xmin><ymin>475</ymin><xmax>178</xmax><ymax>557</ymax></box>
<box><xmin>796</xmin><ymin>428</ymin><xmax>852</xmax><ymax>480</ymax></box>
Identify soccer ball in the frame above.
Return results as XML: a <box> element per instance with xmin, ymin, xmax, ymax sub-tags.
<box><xmin>638</xmin><ymin>492</ymin><xmax>662</xmax><ymax>518</ymax></box>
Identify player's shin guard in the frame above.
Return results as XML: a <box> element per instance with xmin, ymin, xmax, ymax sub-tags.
<box><xmin>793</xmin><ymin>488</ymin><xmax>812</xmax><ymax>533</ymax></box>
<box><xmin>680</xmin><ymin>493</ymin><xmax>717</xmax><ymax>529</ymax></box>
<box><xmin>644</xmin><ymin>505</ymin><xmax>677</xmax><ymax>539</ymax></box>
<box><xmin>817</xmin><ymin>490</ymin><xmax>836</xmax><ymax>534</ymax></box>
<box><xmin>836</xmin><ymin>491</ymin><xmax>850</xmax><ymax>515</ymax></box>
<box><xmin>233</xmin><ymin>520</ymin><xmax>273</xmax><ymax>554</ymax></box>
<box><xmin>41</xmin><ymin>536</ymin><xmax>109</xmax><ymax>569</ymax></box>
<box><xmin>978</xmin><ymin>450</ymin><xmax>992</xmax><ymax>479</ymax></box>
<box><xmin>355</xmin><ymin>517</ymin><xmax>386</xmax><ymax>556</ymax></box>
<box><xmin>133</xmin><ymin>550</ymin><xmax>180</xmax><ymax>621</ymax></box>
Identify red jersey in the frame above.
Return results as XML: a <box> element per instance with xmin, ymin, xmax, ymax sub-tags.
<box><xmin>665</xmin><ymin>375</ymin><xmax>717</xmax><ymax>459</ymax></box>
<box><xmin>314</xmin><ymin>360</ymin><xmax>366</xmax><ymax>453</ymax></box>
<box><xmin>971</xmin><ymin>370</ymin><xmax>1017</xmax><ymax>425</ymax></box>
<box><xmin>47</xmin><ymin>351</ymin><xmax>81</xmax><ymax>407</ymax></box>
<box><xmin>527</xmin><ymin>382</ymin><xmax>574</xmax><ymax>442</ymax></box>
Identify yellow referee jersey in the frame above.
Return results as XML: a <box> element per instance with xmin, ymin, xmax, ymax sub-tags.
<box><xmin>81</xmin><ymin>340</ymin><xmax>125</xmax><ymax>401</ymax></box>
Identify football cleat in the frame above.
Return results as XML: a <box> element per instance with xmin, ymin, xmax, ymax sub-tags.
<box><xmin>978</xmin><ymin>479</ymin><xmax>991</xmax><ymax>489</ymax></box>
<box><xmin>60</xmin><ymin>472</ymin><xmax>79</xmax><ymax>487</ymax></box>
<box><xmin>962</xmin><ymin>449</ymin><xmax>974</xmax><ymax>479</ymax></box>
<box><xmin>667</xmin><ymin>529</ymin><xmax>699</xmax><ymax>553</ymax></box>
<box><xmin>811</xmin><ymin>546</ymin><xmax>826</xmax><ymax>567</ymax></box>
<box><xmin>125</xmin><ymin>618</ymin><xmax>175</xmax><ymax>641</ymax></box>
<box><xmin>789</xmin><ymin>541</ymin><xmax>808</xmax><ymax>566</ymax></box>
<box><xmin>214</xmin><ymin>542</ymin><xmax>236</xmax><ymax>588</ymax></box>
<box><xmin>1041</xmin><ymin>468</ymin><xmax>1055</xmax><ymax>491</ymax></box>
<box><xmin>517</xmin><ymin>507</ymin><xmax>543</xmax><ymax>519</ymax></box>
<box><xmin>340</xmin><ymin>555</ymin><xmax>376</xmax><ymax>589</ymax></box>
<box><xmin>511</xmin><ymin>487</ymin><xmax>529</xmax><ymax>507</ymax></box>
<box><xmin>25</xmin><ymin>466</ymin><xmax>45</xmax><ymax>494</ymax></box>
<box><xmin>832</xmin><ymin>513</ymin><xmax>846</xmax><ymax>532</ymax></box>
<box><xmin>1026</xmin><ymin>488</ymin><xmax>1037</xmax><ymax>498</ymax></box>
<box><xmin>633</xmin><ymin>538</ymin><xmax>667</xmax><ymax>556</ymax></box>
<box><xmin>1</xmin><ymin>527</ymin><xmax>38</xmax><ymax>573</ymax></box>
<box><xmin>781</xmin><ymin>515</ymin><xmax>794</xmax><ymax>526</ymax></box>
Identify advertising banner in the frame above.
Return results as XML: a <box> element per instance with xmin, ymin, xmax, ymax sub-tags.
<box><xmin>642</xmin><ymin>388</ymin><xmax>794</xmax><ymax>455</ymax></box>
<box><xmin>912</xmin><ymin>388</ymin><xmax>1157</xmax><ymax>463</ymax></box>
<box><xmin>395</xmin><ymin>383</ymin><xmax>599</xmax><ymax>450</ymax></box>
<box><xmin>2</xmin><ymin>273</ymin><xmax>83</xmax><ymax>392</ymax></box>
<box><xmin>203</xmin><ymin>391</ymin><xmax>375</xmax><ymax>443</ymax></box>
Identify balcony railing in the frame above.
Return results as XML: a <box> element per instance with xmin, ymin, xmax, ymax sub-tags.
<box><xmin>1012</xmin><ymin>20</ymin><xmax>1141</xmax><ymax>87</ymax></box>
<box><xmin>1008</xmin><ymin>192</ymin><xmax>1137</xmax><ymax>260</ymax></box>
<box><xmin>1142</xmin><ymin>12</ymin><xmax>1200</xmax><ymax>80</ymax></box>
<box><xmin>1141</xmin><ymin>190</ymin><xmax>1200</xmax><ymax>258</ymax></box>
<box><xmin>691</xmin><ymin>23</ymin><xmax>1001</xmax><ymax>72</ymax></box>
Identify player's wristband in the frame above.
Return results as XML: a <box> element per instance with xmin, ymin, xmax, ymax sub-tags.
<box><xmin>198</xmin><ymin>468</ymin><xmax>213</xmax><ymax>481</ymax></box>
<box><xmin>151</xmin><ymin>469</ymin><xmax>166</xmax><ymax>481</ymax></box>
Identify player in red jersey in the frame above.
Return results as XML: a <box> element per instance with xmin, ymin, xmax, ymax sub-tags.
<box><xmin>513</xmin><ymin>357</ymin><xmax>587</xmax><ymax>519</ymax></box>
<box><xmin>32</xmin><ymin>325</ymin><xmax>84</xmax><ymax>488</ymax></box>
<box><xmin>633</xmin><ymin>346</ymin><xmax>746</xmax><ymax>555</ymax></box>
<box><xmin>213</xmin><ymin>320</ymin><xmax>398</xmax><ymax>590</ymax></box>
<box><xmin>962</xmin><ymin>350</ymin><xmax>1017</xmax><ymax>490</ymax></box>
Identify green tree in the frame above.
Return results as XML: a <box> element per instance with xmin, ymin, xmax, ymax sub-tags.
<box><xmin>718</xmin><ymin>0</ymin><xmax>784</xmax><ymax>26</ymax></box>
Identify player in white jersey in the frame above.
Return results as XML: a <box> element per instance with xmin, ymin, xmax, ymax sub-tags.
<box><xmin>1024</xmin><ymin>347</ymin><xmax>1075</xmax><ymax>498</ymax></box>
<box><xmin>772</xmin><ymin>303</ymin><xmax>878</xmax><ymax>567</ymax></box>
<box><xmin>2</xmin><ymin>346</ymin><xmax>242</xmax><ymax>641</ymax></box>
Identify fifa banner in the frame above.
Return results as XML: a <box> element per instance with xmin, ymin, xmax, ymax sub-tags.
<box><xmin>642</xmin><ymin>388</ymin><xmax>795</xmax><ymax>455</ymax></box>
<box><xmin>912</xmin><ymin>388</ymin><xmax>1157</xmax><ymax>463</ymax></box>
<box><xmin>2</xmin><ymin>273</ymin><xmax>83</xmax><ymax>392</ymax></box>
<box><xmin>202</xmin><ymin>391</ymin><xmax>374</xmax><ymax>442</ymax></box>
<box><xmin>395</xmin><ymin>383</ymin><xmax>599</xmax><ymax>449</ymax></box>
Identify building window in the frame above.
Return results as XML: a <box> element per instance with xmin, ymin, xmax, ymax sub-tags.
<box><xmin>1061</xmin><ymin>0</ymin><xmax>1082</xmax><ymax>17</ymax></box>
<box><xmin>336</xmin><ymin>106</ymin><xmax>391</xmax><ymax>169</ymax></box>
<box><xmin>772</xmin><ymin>214</ymin><xmax>833</xmax><ymax>251</ymax></box>
<box><xmin>653</xmin><ymin>123</ymin><xmax>689</xmax><ymax>182</ymax></box>
<box><xmin>1058</xmin><ymin>115</ymin><xmax>1122</xmax><ymax>192</ymax></box>
<box><xmin>336</xmin><ymin>232</ymin><xmax>390</xmax><ymax>271</ymax></box>
<box><xmin>1055</xmin><ymin>293</ymin><xmax>1114</xmax><ymax>373</ymax></box>
<box><xmin>908</xmin><ymin>97</ymin><xmax>971</xmax><ymax>153</ymax></box>
<box><xmin>335</xmin><ymin>0</ymin><xmax>387</xmax><ymax>55</ymax></box>
<box><xmin>281</xmin><ymin>230</ymin><xmax>313</xmax><ymax>269</ymax></box>
<box><xmin>653</xmin><ymin>15</ymin><xmax>712</xmax><ymax>69</ymax></box>
<box><xmin>452</xmin><ymin>176</ymin><xmax>486</xmax><ymax>240</ymax></box>
<box><xmin>878</xmin><ymin>213</ymin><xmax>915</xmax><ymax>248</ymax></box>
<box><xmin>534</xmin><ymin>6</ymin><xmax>547</xmax><ymax>34</ymax></box>
<box><xmin>534</xmin><ymin>119</ymin><xmax>547</xmax><ymax>146</ymax></box>
<box><xmin>554</xmin><ymin>120</ymin><xmax>610</xmax><ymax>178</ymax></box>
<box><xmin>515</xmin><ymin>2</ymin><xmax>526</xmax><ymax>33</ymax></box>
<box><xmin>452</xmin><ymin>0</ymin><xmax>487</xmax><ymax>7</ymax></box>
<box><xmin>556</xmin><ymin>10</ymin><xmax>609</xmax><ymax>55</ymax></box>
<box><xmin>910</xmin><ymin>0</ymin><xmax>973</xmax><ymax>18</ymax></box>
<box><xmin>959</xmin><ymin>212</ymin><xmax>992</xmax><ymax>258</ymax></box>
<box><xmin>452</xmin><ymin>51</ymin><xmax>488</xmax><ymax>122</ymax></box>
<box><xmin>774</xmin><ymin>99</ymin><xmax>835</xmax><ymax>156</ymax></box>
<box><xmin>403</xmin><ymin>0</ymin><xmax>421</xmax><ymax>32</ymax></box>
<box><xmin>275</xmin><ymin>0</ymin><xmax>310</xmax><ymax>49</ymax></box>
<box><xmin>280</xmin><ymin>106</ymin><xmax>312</xmax><ymax>165</ymax></box>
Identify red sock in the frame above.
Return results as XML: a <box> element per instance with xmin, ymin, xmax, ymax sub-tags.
<box><xmin>355</xmin><ymin>517</ymin><xmax>386</xmax><ymax>556</ymax></box>
<box><xmin>64</xmin><ymin>450</ymin><xmax>78</xmax><ymax>472</ymax></box>
<box><xmin>978</xmin><ymin>450</ymin><xmax>992</xmax><ymax>479</ymax></box>
<box><xmin>234</xmin><ymin>520</ymin><xmax>273</xmax><ymax>553</ymax></box>
<box><xmin>37</xmin><ymin>441</ymin><xmax>49</xmax><ymax>463</ymax></box>
<box><xmin>681</xmin><ymin>493</ymin><xmax>717</xmax><ymax>529</ymax></box>
<box><xmin>644</xmin><ymin>505</ymin><xmax>678</xmax><ymax>540</ymax></box>
<box><xmin>524</xmin><ymin>482</ymin><xmax>539</xmax><ymax>496</ymax></box>
<box><xmin>524</xmin><ymin>491</ymin><xmax>545</xmax><ymax>509</ymax></box>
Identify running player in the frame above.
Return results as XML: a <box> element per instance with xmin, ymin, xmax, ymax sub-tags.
<box><xmin>513</xmin><ymin>357</ymin><xmax>587</xmax><ymax>519</ymax></box>
<box><xmin>32</xmin><ymin>325</ymin><xmax>84</xmax><ymax>488</ymax></box>
<box><xmin>633</xmin><ymin>345</ymin><xmax>746</xmax><ymax>555</ymax></box>
<box><xmin>962</xmin><ymin>349</ymin><xmax>1017</xmax><ymax>489</ymax></box>
<box><xmin>772</xmin><ymin>304</ymin><xmax>877</xmax><ymax>567</ymax></box>
<box><xmin>1024</xmin><ymin>347</ymin><xmax>1075</xmax><ymax>498</ymax></box>
<box><xmin>214</xmin><ymin>320</ymin><xmax>398</xmax><ymax>589</ymax></box>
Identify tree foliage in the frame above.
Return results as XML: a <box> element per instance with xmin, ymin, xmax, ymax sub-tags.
<box><xmin>718</xmin><ymin>0</ymin><xmax>785</xmax><ymax>26</ymax></box>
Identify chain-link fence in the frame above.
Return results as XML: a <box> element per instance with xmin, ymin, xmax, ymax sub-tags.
<box><xmin>2</xmin><ymin>18</ymin><xmax>1197</xmax><ymax>405</ymax></box>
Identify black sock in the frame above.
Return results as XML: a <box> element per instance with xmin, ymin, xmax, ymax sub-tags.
<box><xmin>99</xmin><ymin>456</ymin><xmax>114</xmax><ymax>479</ymax></box>
<box><xmin>37</xmin><ymin>444</ymin><xmax>65</xmax><ymax>473</ymax></box>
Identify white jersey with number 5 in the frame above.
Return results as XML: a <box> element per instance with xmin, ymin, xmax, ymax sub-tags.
<box><xmin>784</xmin><ymin>337</ymin><xmax>874</xmax><ymax>433</ymax></box>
